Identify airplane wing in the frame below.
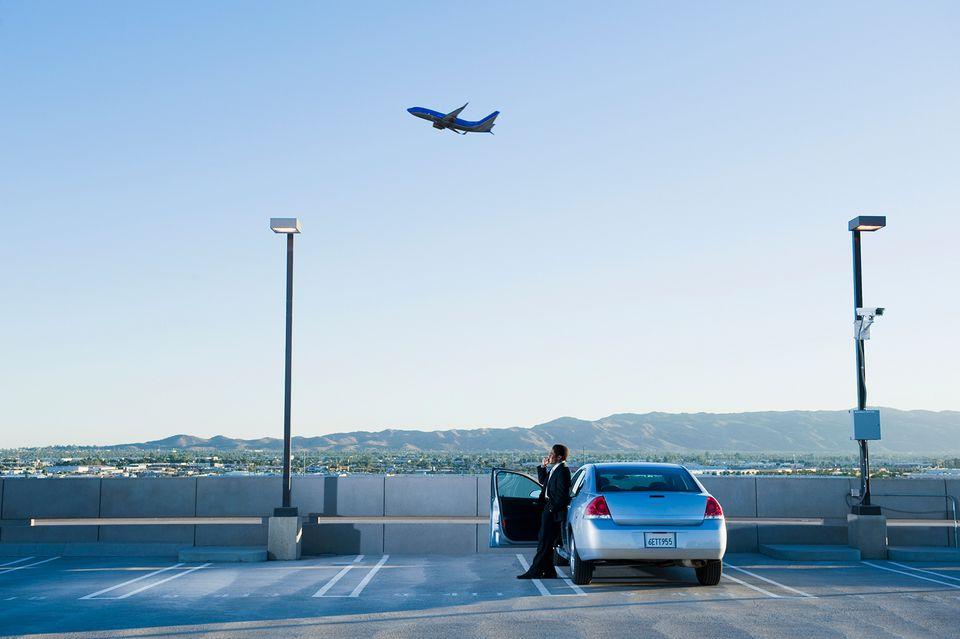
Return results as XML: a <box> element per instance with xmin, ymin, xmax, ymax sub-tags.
<box><xmin>442</xmin><ymin>103</ymin><xmax>468</xmax><ymax>123</ymax></box>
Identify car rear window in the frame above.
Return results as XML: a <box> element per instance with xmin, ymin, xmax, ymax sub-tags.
<box><xmin>594</xmin><ymin>466</ymin><xmax>700</xmax><ymax>493</ymax></box>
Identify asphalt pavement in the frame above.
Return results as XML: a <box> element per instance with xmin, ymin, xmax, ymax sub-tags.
<box><xmin>1</xmin><ymin>552</ymin><xmax>958</xmax><ymax>638</ymax></box>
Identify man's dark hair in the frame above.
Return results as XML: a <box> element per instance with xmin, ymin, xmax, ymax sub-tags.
<box><xmin>552</xmin><ymin>443</ymin><xmax>569</xmax><ymax>461</ymax></box>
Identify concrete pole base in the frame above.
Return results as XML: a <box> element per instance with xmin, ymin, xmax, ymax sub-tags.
<box><xmin>847</xmin><ymin>513</ymin><xmax>887</xmax><ymax>559</ymax></box>
<box><xmin>267</xmin><ymin>516</ymin><xmax>302</xmax><ymax>561</ymax></box>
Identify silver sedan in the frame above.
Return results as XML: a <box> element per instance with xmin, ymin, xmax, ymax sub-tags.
<box><xmin>489</xmin><ymin>462</ymin><xmax>726</xmax><ymax>586</ymax></box>
<box><xmin>557</xmin><ymin>462</ymin><xmax>726</xmax><ymax>585</ymax></box>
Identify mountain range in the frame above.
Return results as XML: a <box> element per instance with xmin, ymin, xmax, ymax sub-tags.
<box><xmin>103</xmin><ymin>409</ymin><xmax>960</xmax><ymax>454</ymax></box>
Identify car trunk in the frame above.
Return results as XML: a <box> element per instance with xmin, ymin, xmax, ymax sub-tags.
<box><xmin>602</xmin><ymin>492</ymin><xmax>707</xmax><ymax>526</ymax></box>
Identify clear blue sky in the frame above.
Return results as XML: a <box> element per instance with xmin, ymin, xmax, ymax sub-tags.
<box><xmin>2</xmin><ymin>1</ymin><xmax>958</xmax><ymax>447</ymax></box>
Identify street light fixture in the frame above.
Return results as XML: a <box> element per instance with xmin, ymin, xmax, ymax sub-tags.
<box><xmin>270</xmin><ymin>217</ymin><xmax>300</xmax><ymax>517</ymax></box>
<box><xmin>848</xmin><ymin>216</ymin><xmax>886</xmax><ymax>233</ymax></box>
<box><xmin>848</xmin><ymin>214</ymin><xmax>886</xmax><ymax>516</ymax></box>
<box><xmin>271</xmin><ymin>218</ymin><xmax>302</xmax><ymax>234</ymax></box>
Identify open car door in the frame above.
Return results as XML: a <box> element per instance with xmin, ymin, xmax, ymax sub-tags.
<box><xmin>489</xmin><ymin>468</ymin><xmax>543</xmax><ymax>547</ymax></box>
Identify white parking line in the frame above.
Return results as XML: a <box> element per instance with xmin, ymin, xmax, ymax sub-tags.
<box><xmin>349</xmin><ymin>555</ymin><xmax>389</xmax><ymax>598</ymax></box>
<box><xmin>80</xmin><ymin>563</ymin><xmax>211</xmax><ymax>600</ymax></box>
<box><xmin>0</xmin><ymin>557</ymin><xmax>34</xmax><ymax>568</ymax></box>
<box><xmin>726</xmin><ymin>564</ymin><xmax>816</xmax><ymax>598</ymax></box>
<box><xmin>81</xmin><ymin>563</ymin><xmax>185</xmax><ymax>600</ymax></box>
<box><xmin>863</xmin><ymin>561</ymin><xmax>960</xmax><ymax>590</ymax></box>
<box><xmin>0</xmin><ymin>556</ymin><xmax>59</xmax><ymax>575</ymax></box>
<box><xmin>722</xmin><ymin>573</ymin><xmax>782</xmax><ymax>598</ymax></box>
<box><xmin>888</xmin><ymin>561</ymin><xmax>960</xmax><ymax>584</ymax></box>
<box><xmin>515</xmin><ymin>554</ymin><xmax>550</xmax><ymax>597</ymax></box>
<box><xmin>313</xmin><ymin>555</ymin><xmax>363</xmax><ymax>597</ymax></box>
<box><xmin>115</xmin><ymin>563</ymin><xmax>210</xmax><ymax>599</ymax></box>
<box><xmin>560</xmin><ymin>574</ymin><xmax>586</xmax><ymax>596</ymax></box>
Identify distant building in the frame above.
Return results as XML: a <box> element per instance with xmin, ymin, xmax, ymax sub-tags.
<box><xmin>908</xmin><ymin>468</ymin><xmax>960</xmax><ymax>478</ymax></box>
<box><xmin>44</xmin><ymin>465</ymin><xmax>90</xmax><ymax>474</ymax></box>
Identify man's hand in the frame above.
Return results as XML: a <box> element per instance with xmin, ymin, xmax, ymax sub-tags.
<box><xmin>541</xmin><ymin>456</ymin><xmax>551</xmax><ymax>467</ymax></box>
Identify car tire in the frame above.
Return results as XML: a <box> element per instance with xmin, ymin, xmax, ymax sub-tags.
<box><xmin>569</xmin><ymin>535</ymin><xmax>593</xmax><ymax>585</ymax></box>
<box><xmin>553</xmin><ymin>545</ymin><xmax>569</xmax><ymax>567</ymax></box>
<box><xmin>696</xmin><ymin>559</ymin><xmax>722</xmax><ymax>586</ymax></box>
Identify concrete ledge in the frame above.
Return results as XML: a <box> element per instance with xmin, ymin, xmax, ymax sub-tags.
<box><xmin>759</xmin><ymin>544</ymin><xmax>861</xmax><ymax>561</ymax></box>
<box><xmin>31</xmin><ymin>517</ymin><xmax>263</xmax><ymax>526</ymax></box>
<box><xmin>315</xmin><ymin>516</ymin><xmax>484</xmax><ymax>524</ymax></box>
<box><xmin>0</xmin><ymin>542</ymin><xmax>181</xmax><ymax>558</ymax></box>
<box><xmin>178</xmin><ymin>546</ymin><xmax>268</xmax><ymax>562</ymax></box>
<box><xmin>887</xmin><ymin>546</ymin><xmax>960</xmax><ymax>562</ymax></box>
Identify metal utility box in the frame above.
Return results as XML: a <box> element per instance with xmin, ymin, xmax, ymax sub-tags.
<box><xmin>850</xmin><ymin>409</ymin><xmax>881</xmax><ymax>440</ymax></box>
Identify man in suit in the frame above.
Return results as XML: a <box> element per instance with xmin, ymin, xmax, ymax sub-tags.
<box><xmin>518</xmin><ymin>443</ymin><xmax>572</xmax><ymax>579</ymax></box>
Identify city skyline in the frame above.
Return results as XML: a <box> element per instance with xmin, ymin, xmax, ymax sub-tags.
<box><xmin>3</xmin><ymin>2</ymin><xmax>960</xmax><ymax>447</ymax></box>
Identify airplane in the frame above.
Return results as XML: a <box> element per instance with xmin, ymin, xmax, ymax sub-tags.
<box><xmin>407</xmin><ymin>103</ymin><xmax>499</xmax><ymax>134</ymax></box>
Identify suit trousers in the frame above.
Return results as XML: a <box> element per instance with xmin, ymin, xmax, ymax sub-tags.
<box><xmin>528</xmin><ymin>507</ymin><xmax>563</xmax><ymax>575</ymax></box>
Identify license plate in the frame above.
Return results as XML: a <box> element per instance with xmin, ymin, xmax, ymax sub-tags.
<box><xmin>643</xmin><ymin>532</ymin><xmax>676</xmax><ymax>548</ymax></box>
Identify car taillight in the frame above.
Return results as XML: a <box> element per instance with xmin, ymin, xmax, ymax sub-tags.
<box><xmin>704</xmin><ymin>496</ymin><xmax>724</xmax><ymax>519</ymax></box>
<box><xmin>584</xmin><ymin>496</ymin><xmax>611</xmax><ymax>519</ymax></box>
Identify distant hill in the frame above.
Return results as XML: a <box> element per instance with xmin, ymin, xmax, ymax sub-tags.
<box><xmin>104</xmin><ymin>409</ymin><xmax>960</xmax><ymax>454</ymax></box>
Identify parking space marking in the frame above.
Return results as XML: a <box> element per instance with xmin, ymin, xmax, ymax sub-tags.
<box><xmin>313</xmin><ymin>555</ymin><xmax>363</xmax><ymax>597</ymax></box>
<box><xmin>888</xmin><ymin>561</ymin><xmax>960</xmax><ymax>583</ymax></box>
<box><xmin>349</xmin><ymin>555</ymin><xmax>389</xmax><ymax>598</ymax></box>
<box><xmin>726</xmin><ymin>564</ymin><xmax>816</xmax><ymax>598</ymax></box>
<box><xmin>80</xmin><ymin>563</ymin><xmax>185</xmax><ymax>600</ymax></box>
<box><xmin>559</xmin><ymin>573</ymin><xmax>586</xmax><ymax>596</ymax></box>
<box><xmin>722</xmin><ymin>572</ymin><xmax>781</xmax><ymax>598</ymax></box>
<box><xmin>863</xmin><ymin>561</ymin><xmax>960</xmax><ymax>590</ymax></box>
<box><xmin>515</xmin><ymin>554</ymin><xmax>550</xmax><ymax>597</ymax></box>
<box><xmin>80</xmin><ymin>563</ymin><xmax>211</xmax><ymax>600</ymax></box>
<box><xmin>0</xmin><ymin>556</ymin><xmax>59</xmax><ymax>575</ymax></box>
<box><xmin>0</xmin><ymin>557</ymin><xmax>34</xmax><ymax>568</ymax></box>
<box><xmin>116</xmin><ymin>563</ymin><xmax>210</xmax><ymax>599</ymax></box>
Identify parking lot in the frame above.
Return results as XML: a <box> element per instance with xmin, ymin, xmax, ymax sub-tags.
<box><xmin>1</xmin><ymin>552</ymin><xmax>959</xmax><ymax>638</ymax></box>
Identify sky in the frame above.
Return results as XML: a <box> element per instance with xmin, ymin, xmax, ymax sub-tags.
<box><xmin>1</xmin><ymin>1</ymin><xmax>959</xmax><ymax>447</ymax></box>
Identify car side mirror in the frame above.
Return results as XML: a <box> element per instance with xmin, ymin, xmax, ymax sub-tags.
<box><xmin>529</xmin><ymin>489</ymin><xmax>541</xmax><ymax>498</ymax></box>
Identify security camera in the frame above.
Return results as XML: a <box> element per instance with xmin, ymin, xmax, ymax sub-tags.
<box><xmin>855</xmin><ymin>307</ymin><xmax>885</xmax><ymax>340</ymax></box>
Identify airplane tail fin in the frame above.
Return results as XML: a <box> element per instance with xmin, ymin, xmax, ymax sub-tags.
<box><xmin>476</xmin><ymin>111</ymin><xmax>499</xmax><ymax>133</ymax></box>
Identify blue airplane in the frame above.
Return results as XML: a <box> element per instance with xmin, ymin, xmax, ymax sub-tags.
<box><xmin>407</xmin><ymin>103</ymin><xmax>499</xmax><ymax>135</ymax></box>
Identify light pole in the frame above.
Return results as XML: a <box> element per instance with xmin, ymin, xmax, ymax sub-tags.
<box><xmin>270</xmin><ymin>217</ymin><xmax>301</xmax><ymax>516</ymax></box>
<box><xmin>848</xmin><ymin>215</ymin><xmax>885</xmax><ymax>516</ymax></box>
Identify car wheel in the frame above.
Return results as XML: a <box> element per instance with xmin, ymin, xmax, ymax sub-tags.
<box><xmin>569</xmin><ymin>535</ymin><xmax>593</xmax><ymax>586</ymax></box>
<box><xmin>696</xmin><ymin>559</ymin><xmax>722</xmax><ymax>586</ymax></box>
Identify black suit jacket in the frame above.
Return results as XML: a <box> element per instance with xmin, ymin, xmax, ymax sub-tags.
<box><xmin>537</xmin><ymin>463</ymin><xmax>572</xmax><ymax>519</ymax></box>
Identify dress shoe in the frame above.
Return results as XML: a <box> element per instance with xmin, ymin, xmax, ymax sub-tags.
<box><xmin>540</xmin><ymin>570</ymin><xmax>559</xmax><ymax>579</ymax></box>
<box><xmin>516</xmin><ymin>572</ymin><xmax>537</xmax><ymax>579</ymax></box>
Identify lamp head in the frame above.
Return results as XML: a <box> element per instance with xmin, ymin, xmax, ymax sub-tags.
<box><xmin>270</xmin><ymin>218</ymin><xmax>301</xmax><ymax>234</ymax></box>
<box><xmin>848</xmin><ymin>215</ymin><xmax>886</xmax><ymax>232</ymax></box>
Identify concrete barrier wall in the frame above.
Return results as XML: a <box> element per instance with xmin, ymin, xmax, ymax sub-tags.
<box><xmin>698</xmin><ymin>477</ymin><xmax>759</xmax><ymax>552</ymax></box>
<box><xmin>871</xmin><ymin>478</ymin><xmax>950</xmax><ymax>547</ymax></box>
<box><xmin>296</xmin><ymin>476</ymin><xmax>385</xmax><ymax>555</ymax></box>
<box><xmin>2</xmin><ymin>478</ymin><xmax>101</xmax><ymax>543</ymax></box>
<box><xmin>755</xmin><ymin>477</ymin><xmax>854</xmax><ymax>547</ymax></box>
<box><xmin>380</xmin><ymin>476</ymin><xmax>480</xmax><ymax>554</ymax></box>
<box><xmin>100</xmin><ymin>478</ymin><xmax>197</xmax><ymax>544</ymax></box>
<box><xmin>195</xmin><ymin>477</ymin><xmax>278</xmax><ymax>546</ymax></box>
<box><xmin>948</xmin><ymin>479</ymin><xmax>960</xmax><ymax>547</ymax></box>
<box><xmin>1</xmin><ymin>475</ymin><xmax>956</xmax><ymax>553</ymax></box>
<box><xmin>947</xmin><ymin>479</ymin><xmax>960</xmax><ymax>515</ymax></box>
